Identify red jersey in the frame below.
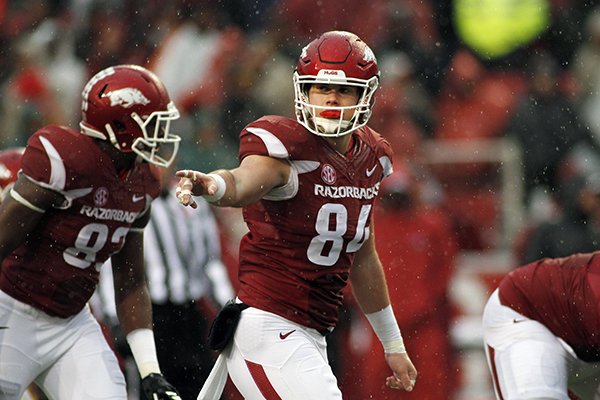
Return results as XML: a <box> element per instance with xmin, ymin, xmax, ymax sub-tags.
<box><xmin>0</xmin><ymin>125</ymin><xmax>160</xmax><ymax>318</ymax></box>
<box><xmin>236</xmin><ymin>116</ymin><xmax>393</xmax><ymax>330</ymax></box>
<box><xmin>499</xmin><ymin>252</ymin><xmax>600</xmax><ymax>362</ymax></box>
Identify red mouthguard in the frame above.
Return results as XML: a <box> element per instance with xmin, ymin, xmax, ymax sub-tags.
<box><xmin>319</xmin><ymin>110</ymin><xmax>341</xmax><ymax>119</ymax></box>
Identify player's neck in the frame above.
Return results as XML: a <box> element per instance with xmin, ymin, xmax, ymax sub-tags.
<box><xmin>96</xmin><ymin>140</ymin><xmax>137</xmax><ymax>172</ymax></box>
<box><xmin>325</xmin><ymin>134</ymin><xmax>353</xmax><ymax>156</ymax></box>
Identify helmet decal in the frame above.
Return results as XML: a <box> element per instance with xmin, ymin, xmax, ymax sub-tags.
<box><xmin>317</xmin><ymin>70</ymin><xmax>347</xmax><ymax>79</ymax></box>
<box><xmin>300</xmin><ymin>45</ymin><xmax>308</xmax><ymax>59</ymax></box>
<box><xmin>103</xmin><ymin>88</ymin><xmax>150</xmax><ymax>108</ymax></box>
<box><xmin>363</xmin><ymin>46</ymin><xmax>376</xmax><ymax>64</ymax></box>
<box><xmin>0</xmin><ymin>163</ymin><xmax>12</xmax><ymax>180</ymax></box>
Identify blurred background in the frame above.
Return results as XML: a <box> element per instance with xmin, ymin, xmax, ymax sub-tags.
<box><xmin>4</xmin><ymin>0</ymin><xmax>600</xmax><ymax>399</ymax></box>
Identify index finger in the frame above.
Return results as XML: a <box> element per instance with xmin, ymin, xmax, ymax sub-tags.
<box><xmin>175</xmin><ymin>169</ymin><xmax>194</xmax><ymax>178</ymax></box>
<box><xmin>177</xmin><ymin>169</ymin><xmax>204</xmax><ymax>183</ymax></box>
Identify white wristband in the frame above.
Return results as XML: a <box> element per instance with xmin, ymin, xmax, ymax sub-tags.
<box><xmin>126</xmin><ymin>328</ymin><xmax>161</xmax><ymax>378</ymax></box>
<box><xmin>365</xmin><ymin>305</ymin><xmax>406</xmax><ymax>354</ymax></box>
<box><xmin>202</xmin><ymin>173</ymin><xmax>226</xmax><ymax>202</ymax></box>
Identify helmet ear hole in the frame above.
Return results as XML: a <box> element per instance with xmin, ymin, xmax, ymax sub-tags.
<box><xmin>113</xmin><ymin>120</ymin><xmax>126</xmax><ymax>131</ymax></box>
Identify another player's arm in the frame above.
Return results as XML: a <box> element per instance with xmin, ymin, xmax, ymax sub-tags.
<box><xmin>350</xmin><ymin>222</ymin><xmax>417</xmax><ymax>392</ymax></box>
<box><xmin>0</xmin><ymin>174</ymin><xmax>62</xmax><ymax>263</ymax></box>
<box><xmin>111</xmin><ymin>216</ymin><xmax>153</xmax><ymax>335</ymax></box>
<box><xmin>110</xmin><ymin>210</ymin><xmax>157</xmax><ymax>376</ymax></box>
<box><xmin>176</xmin><ymin>154</ymin><xmax>290</xmax><ymax>208</ymax></box>
<box><xmin>112</xmin><ymin>209</ymin><xmax>184</xmax><ymax>399</ymax></box>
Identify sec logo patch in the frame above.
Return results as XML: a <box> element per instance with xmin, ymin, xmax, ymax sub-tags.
<box><xmin>321</xmin><ymin>164</ymin><xmax>336</xmax><ymax>185</ymax></box>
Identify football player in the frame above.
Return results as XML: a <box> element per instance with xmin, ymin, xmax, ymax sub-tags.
<box><xmin>177</xmin><ymin>31</ymin><xmax>417</xmax><ymax>399</ymax></box>
<box><xmin>483</xmin><ymin>252</ymin><xmax>600</xmax><ymax>399</ymax></box>
<box><xmin>0</xmin><ymin>65</ymin><xmax>182</xmax><ymax>400</ymax></box>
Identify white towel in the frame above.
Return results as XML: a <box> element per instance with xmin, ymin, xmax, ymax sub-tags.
<box><xmin>197</xmin><ymin>351</ymin><xmax>229</xmax><ymax>400</ymax></box>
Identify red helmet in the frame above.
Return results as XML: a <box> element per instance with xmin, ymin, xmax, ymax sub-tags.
<box><xmin>294</xmin><ymin>31</ymin><xmax>379</xmax><ymax>137</ymax></box>
<box><xmin>80</xmin><ymin>65</ymin><xmax>181</xmax><ymax>167</ymax></box>
<box><xmin>0</xmin><ymin>147</ymin><xmax>24</xmax><ymax>202</ymax></box>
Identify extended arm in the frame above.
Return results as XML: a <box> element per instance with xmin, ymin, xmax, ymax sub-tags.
<box><xmin>175</xmin><ymin>154</ymin><xmax>290</xmax><ymax>208</ymax></box>
<box><xmin>350</xmin><ymin>226</ymin><xmax>417</xmax><ymax>392</ymax></box>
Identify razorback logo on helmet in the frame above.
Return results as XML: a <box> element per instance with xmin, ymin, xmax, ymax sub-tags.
<box><xmin>103</xmin><ymin>88</ymin><xmax>150</xmax><ymax>108</ymax></box>
<box><xmin>363</xmin><ymin>46</ymin><xmax>376</xmax><ymax>63</ymax></box>
<box><xmin>0</xmin><ymin>164</ymin><xmax>12</xmax><ymax>180</ymax></box>
<box><xmin>300</xmin><ymin>45</ymin><xmax>308</xmax><ymax>59</ymax></box>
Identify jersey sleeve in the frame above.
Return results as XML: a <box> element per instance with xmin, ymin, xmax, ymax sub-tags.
<box><xmin>238</xmin><ymin>116</ymin><xmax>305</xmax><ymax>162</ymax></box>
<box><xmin>21</xmin><ymin>126</ymin><xmax>89</xmax><ymax>193</ymax></box>
<box><xmin>21</xmin><ymin>130</ymin><xmax>65</xmax><ymax>191</ymax></box>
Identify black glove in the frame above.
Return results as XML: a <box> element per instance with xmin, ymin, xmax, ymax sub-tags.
<box><xmin>141</xmin><ymin>373</ymin><xmax>182</xmax><ymax>400</ymax></box>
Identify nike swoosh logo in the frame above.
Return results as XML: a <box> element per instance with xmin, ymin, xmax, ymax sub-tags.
<box><xmin>279</xmin><ymin>329</ymin><xmax>296</xmax><ymax>340</ymax></box>
<box><xmin>366</xmin><ymin>165</ymin><xmax>377</xmax><ymax>177</ymax></box>
<box><xmin>132</xmin><ymin>194</ymin><xmax>144</xmax><ymax>202</ymax></box>
<box><xmin>0</xmin><ymin>326</ymin><xmax>8</xmax><ymax>330</ymax></box>
<box><xmin>513</xmin><ymin>319</ymin><xmax>527</xmax><ymax>324</ymax></box>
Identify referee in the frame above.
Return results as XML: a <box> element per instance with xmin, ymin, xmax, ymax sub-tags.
<box><xmin>93</xmin><ymin>172</ymin><xmax>235</xmax><ymax>400</ymax></box>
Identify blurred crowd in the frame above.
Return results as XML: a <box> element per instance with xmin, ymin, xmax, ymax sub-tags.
<box><xmin>4</xmin><ymin>0</ymin><xmax>600</xmax><ymax>251</ymax></box>
<box><xmin>4</xmin><ymin>0</ymin><xmax>600</xmax><ymax>398</ymax></box>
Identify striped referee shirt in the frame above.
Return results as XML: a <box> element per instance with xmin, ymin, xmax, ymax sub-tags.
<box><xmin>92</xmin><ymin>188</ymin><xmax>234</xmax><ymax>319</ymax></box>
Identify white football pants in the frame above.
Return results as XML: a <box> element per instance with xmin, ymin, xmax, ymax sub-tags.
<box><xmin>482</xmin><ymin>289</ymin><xmax>600</xmax><ymax>400</ymax></box>
<box><xmin>226</xmin><ymin>307</ymin><xmax>342</xmax><ymax>399</ymax></box>
<box><xmin>0</xmin><ymin>290</ymin><xmax>127</xmax><ymax>400</ymax></box>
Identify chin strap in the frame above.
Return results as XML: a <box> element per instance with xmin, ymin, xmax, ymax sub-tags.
<box><xmin>313</xmin><ymin>116</ymin><xmax>352</xmax><ymax>135</ymax></box>
<box><xmin>104</xmin><ymin>123</ymin><xmax>125</xmax><ymax>151</ymax></box>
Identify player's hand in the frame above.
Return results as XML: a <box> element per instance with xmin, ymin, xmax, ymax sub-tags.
<box><xmin>384</xmin><ymin>352</ymin><xmax>417</xmax><ymax>392</ymax></box>
<box><xmin>175</xmin><ymin>169</ymin><xmax>218</xmax><ymax>209</ymax></box>
<box><xmin>141</xmin><ymin>373</ymin><xmax>182</xmax><ymax>400</ymax></box>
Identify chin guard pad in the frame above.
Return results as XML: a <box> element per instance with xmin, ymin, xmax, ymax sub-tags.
<box><xmin>207</xmin><ymin>300</ymin><xmax>249</xmax><ymax>352</ymax></box>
